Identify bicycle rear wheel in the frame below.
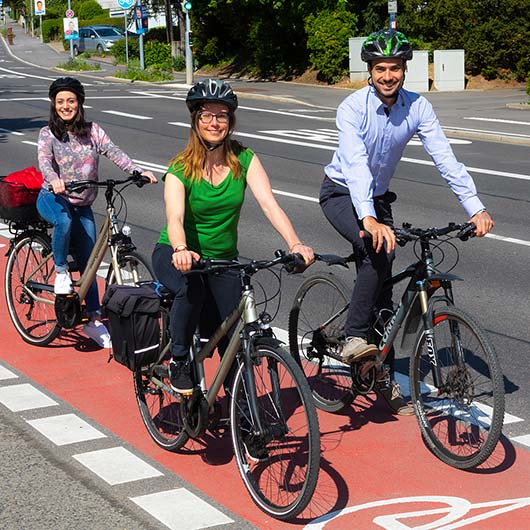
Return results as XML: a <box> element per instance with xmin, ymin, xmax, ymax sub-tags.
<box><xmin>106</xmin><ymin>251</ymin><xmax>154</xmax><ymax>286</ymax></box>
<box><xmin>230</xmin><ymin>341</ymin><xmax>320</xmax><ymax>520</ymax></box>
<box><xmin>410</xmin><ymin>306</ymin><xmax>505</xmax><ymax>469</ymax></box>
<box><xmin>288</xmin><ymin>273</ymin><xmax>354</xmax><ymax>413</ymax></box>
<box><xmin>4</xmin><ymin>233</ymin><xmax>60</xmax><ymax>345</ymax></box>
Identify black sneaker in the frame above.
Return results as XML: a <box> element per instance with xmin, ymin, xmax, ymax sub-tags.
<box><xmin>242</xmin><ymin>433</ymin><xmax>269</xmax><ymax>463</ymax></box>
<box><xmin>168</xmin><ymin>359</ymin><xmax>194</xmax><ymax>394</ymax></box>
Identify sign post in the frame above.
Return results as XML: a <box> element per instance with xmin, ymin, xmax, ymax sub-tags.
<box><xmin>388</xmin><ymin>0</ymin><xmax>398</xmax><ymax>29</ymax></box>
<box><xmin>117</xmin><ymin>0</ymin><xmax>134</xmax><ymax>66</ymax></box>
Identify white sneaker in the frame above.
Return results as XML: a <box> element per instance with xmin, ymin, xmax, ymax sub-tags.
<box><xmin>54</xmin><ymin>272</ymin><xmax>73</xmax><ymax>295</ymax></box>
<box><xmin>83</xmin><ymin>320</ymin><xmax>112</xmax><ymax>348</ymax></box>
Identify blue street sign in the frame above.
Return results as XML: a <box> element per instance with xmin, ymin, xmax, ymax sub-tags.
<box><xmin>117</xmin><ymin>0</ymin><xmax>134</xmax><ymax>9</ymax></box>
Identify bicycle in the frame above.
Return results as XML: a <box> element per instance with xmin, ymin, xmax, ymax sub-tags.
<box><xmin>289</xmin><ymin>222</ymin><xmax>505</xmax><ymax>469</ymax></box>
<box><xmin>134</xmin><ymin>251</ymin><xmax>321</xmax><ymax>520</ymax></box>
<box><xmin>4</xmin><ymin>172</ymin><xmax>154</xmax><ymax>346</ymax></box>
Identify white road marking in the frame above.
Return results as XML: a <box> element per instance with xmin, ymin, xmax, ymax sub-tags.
<box><xmin>101</xmin><ymin>110</ymin><xmax>153</xmax><ymax>120</ymax></box>
<box><xmin>0</xmin><ymin>365</ymin><xmax>18</xmax><ymax>380</ymax></box>
<box><xmin>27</xmin><ymin>413</ymin><xmax>107</xmax><ymax>446</ymax></box>
<box><xmin>512</xmin><ymin>434</ymin><xmax>530</xmax><ymax>448</ymax></box>
<box><xmin>465</xmin><ymin>116</ymin><xmax>530</xmax><ymax>126</ymax></box>
<box><xmin>131</xmin><ymin>488</ymin><xmax>234</xmax><ymax>530</ymax></box>
<box><xmin>0</xmin><ymin>383</ymin><xmax>58</xmax><ymax>411</ymax></box>
<box><xmin>0</xmin><ymin>128</ymin><xmax>25</xmax><ymax>135</ymax></box>
<box><xmin>73</xmin><ymin>446</ymin><xmax>164</xmax><ymax>485</ymax></box>
<box><xmin>21</xmin><ymin>140</ymin><xmax>38</xmax><ymax>146</ymax></box>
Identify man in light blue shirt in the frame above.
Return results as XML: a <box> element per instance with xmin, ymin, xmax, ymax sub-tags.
<box><xmin>320</xmin><ymin>29</ymin><xmax>494</xmax><ymax>414</ymax></box>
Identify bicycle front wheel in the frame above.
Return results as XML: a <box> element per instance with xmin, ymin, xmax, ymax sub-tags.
<box><xmin>230</xmin><ymin>341</ymin><xmax>320</xmax><ymax>520</ymax></box>
<box><xmin>410</xmin><ymin>306</ymin><xmax>505</xmax><ymax>469</ymax></box>
<box><xmin>134</xmin><ymin>360</ymin><xmax>189</xmax><ymax>451</ymax></box>
<box><xmin>4</xmin><ymin>233</ymin><xmax>60</xmax><ymax>345</ymax></box>
<box><xmin>106</xmin><ymin>251</ymin><xmax>154</xmax><ymax>286</ymax></box>
<box><xmin>288</xmin><ymin>273</ymin><xmax>354</xmax><ymax>413</ymax></box>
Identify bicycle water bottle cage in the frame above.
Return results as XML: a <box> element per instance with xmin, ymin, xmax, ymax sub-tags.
<box><xmin>55</xmin><ymin>293</ymin><xmax>84</xmax><ymax>329</ymax></box>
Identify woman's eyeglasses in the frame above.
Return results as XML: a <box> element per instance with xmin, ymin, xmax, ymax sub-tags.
<box><xmin>198</xmin><ymin>112</ymin><xmax>230</xmax><ymax>124</ymax></box>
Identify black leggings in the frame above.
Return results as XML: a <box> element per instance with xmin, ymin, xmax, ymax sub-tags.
<box><xmin>320</xmin><ymin>177</ymin><xmax>396</xmax><ymax>373</ymax></box>
<box><xmin>152</xmin><ymin>243</ymin><xmax>242</xmax><ymax>360</ymax></box>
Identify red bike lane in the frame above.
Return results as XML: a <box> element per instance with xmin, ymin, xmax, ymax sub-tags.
<box><xmin>1</xmin><ymin>250</ymin><xmax>530</xmax><ymax>529</ymax></box>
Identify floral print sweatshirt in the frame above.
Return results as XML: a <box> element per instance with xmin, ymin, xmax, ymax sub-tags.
<box><xmin>37</xmin><ymin>122</ymin><xmax>143</xmax><ymax>206</ymax></box>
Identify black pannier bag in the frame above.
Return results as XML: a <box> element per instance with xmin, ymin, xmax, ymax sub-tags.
<box><xmin>102</xmin><ymin>284</ymin><xmax>161</xmax><ymax>370</ymax></box>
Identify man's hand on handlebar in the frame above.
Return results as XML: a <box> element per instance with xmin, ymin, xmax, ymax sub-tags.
<box><xmin>470</xmin><ymin>210</ymin><xmax>494</xmax><ymax>237</ymax></box>
<box><xmin>361</xmin><ymin>216</ymin><xmax>396</xmax><ymax>253</ymax></box>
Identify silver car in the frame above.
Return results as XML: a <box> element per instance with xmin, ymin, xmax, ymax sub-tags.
<box><xmin>73</xmin><ymin>25</ymin><xmax>125</xmax><ymax>55</ymax></box>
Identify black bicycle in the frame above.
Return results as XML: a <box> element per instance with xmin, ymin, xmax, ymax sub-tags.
<box><xmin>134</xmin><ymin>251</ymin><xmax>320</xmax><ymax>520</ymax></box>
<box><xmin>289</xmin><ymin>222</ymin><xmax>505</xmax><ymax>469</ymax></box>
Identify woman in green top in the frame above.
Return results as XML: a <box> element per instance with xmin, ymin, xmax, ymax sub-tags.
<box><xmin>152</xmin><ymin>79</ymin><xmax>314</xmax><ymax>395</ymax></box>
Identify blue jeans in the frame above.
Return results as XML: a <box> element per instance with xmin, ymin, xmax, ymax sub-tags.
<box><xmin>37</xmin><ymin>189</ymin><xmax>100</xmax><ymax>313</ymax></box>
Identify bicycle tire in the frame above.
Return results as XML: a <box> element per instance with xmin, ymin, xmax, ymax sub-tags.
<box><xmin>106</xmin><ymin>251</ymin><xmax>154</xmax><ymax>287</ymax></box>
<box><xmin>410</xmin><ymin>306</ymin><xmax>505</xmax><ymax>469</ymax></box>
<box><xmin>230</xmin><ymin>340</ymin><xmax>320</xmax><ymax>520</ymax></box>
<box><xmin>133</xmin><ymin>310</ymin><xmax>188</xmax><ymax>451</ymax></box>
<box><xmin>4</xmin><ymin>233</ymin><xmax>61</xmax><ymax>345</ymax></box>
<box><xmin>288</xmin><ymin>273</ymin><xmax>354</xmax><ymax>413</ymax></box>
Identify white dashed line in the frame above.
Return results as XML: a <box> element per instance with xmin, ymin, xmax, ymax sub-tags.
<box><xmin>27</xmin><ymin>413</ymin><xmax>107</xmax><ymax>446</ymax></box>
<box><xmin>0</xmin><ymin>382</ymin><xmax>58</xmax><ymax>411</ymax></box>
<box><xmin>131</xmin><ymin>488</ymin><xmax>234</xmax><ymax>530</ymax></box>
<box><xmin>73</xmin><ymin>446</ymin><xmax>164</xmax><ymax>485</ymax></box>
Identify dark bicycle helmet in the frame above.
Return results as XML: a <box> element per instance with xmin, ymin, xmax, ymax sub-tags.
<box><xmin>361</xmin><ymin>29</ymin><xmax>413</xmax><ymax>63</ymax></box>
<box><xmin>49</xmin><ymin>77</ymin><xmax>85</xmax><ymax>103</ymax></box>
<box><xmin>185</xmin><ymin>79</ymin><xmax>238</xmax><ymax>113</ymax></box>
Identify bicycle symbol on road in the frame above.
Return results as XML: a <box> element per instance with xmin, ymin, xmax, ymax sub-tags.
<box><xmin>304</xmin><ymin>495</ymin><xmax>530</xmax><ymax>529</ymax></box>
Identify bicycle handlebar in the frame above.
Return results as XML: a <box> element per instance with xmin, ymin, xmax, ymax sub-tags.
<box><xmin>47</xmin><ymin>171</ymin><xmax>149</xmax><ymax>193</ymax></box>
<box><xmin>188</xmin><ymin>250</ymin><xmax>308</xmax><ymax>276</ymax></box>
<box><xmin>395</xmin><ymin>222</ymin><xmax>476</xmax><ymax>245</ymax></box>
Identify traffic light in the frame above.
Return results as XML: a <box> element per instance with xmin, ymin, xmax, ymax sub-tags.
<box><xmin>188</xmin><ymin>31</ymin><xmax>193</xmax><ymax>47</ymax></box>
<box><xmin>182</xmin><ymin>0</ymin><xmax>192</xmax><ymax>12</ymax></box>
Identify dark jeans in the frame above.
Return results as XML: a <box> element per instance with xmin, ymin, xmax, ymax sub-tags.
<box><xmin>320</xmin><ymin>177</ymin><xmax>396</xmax><ymax>374</ymax></box>
<box><xmin>152</xmin><ymin>243</ymin><xmax>242</xmax><ymax>361</ymax></box>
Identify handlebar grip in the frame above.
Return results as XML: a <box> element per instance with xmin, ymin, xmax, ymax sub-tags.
<box><xmin>458</xmin><ymin>222</ymin><xmax>476</xmax><ymax>241</ymax></box>
<box><xmin>284</xmin><ymin>253</ymin><xmax>308</xmax><ymax>274</ymax></box>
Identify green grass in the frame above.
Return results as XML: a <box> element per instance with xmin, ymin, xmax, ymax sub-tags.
<box><xmin>57</xmin><ymin>58</ymin><xmax>101</xmax><ymax>71</ymax></box>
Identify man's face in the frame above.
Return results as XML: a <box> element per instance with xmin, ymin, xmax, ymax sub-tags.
<box><xmin>368</xmin><ymin>57</ymin><xmax>405</xmax><ymax>102</ymax></box>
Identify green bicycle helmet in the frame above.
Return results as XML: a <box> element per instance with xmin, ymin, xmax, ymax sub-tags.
<box><xmin>185</xmin><ymin>79</ymin><xmax>238</xmax><ymax>113</ymax></box>
<box><xmin>361</xmin><ymin>29</ymin><xmax>413</xmax><ymax>63</ymax></box>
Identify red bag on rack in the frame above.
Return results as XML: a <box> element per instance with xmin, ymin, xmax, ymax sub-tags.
<box><xmin>0</xmin><ymin>166</ymin><xmax>43</xmax><ymax>208</ymax></box>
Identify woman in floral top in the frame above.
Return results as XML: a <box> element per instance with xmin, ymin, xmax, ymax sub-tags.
<box><xmin>37</xmin><ymin>77</ymin><xmax>157</xmax><ymax>348</ymax></box>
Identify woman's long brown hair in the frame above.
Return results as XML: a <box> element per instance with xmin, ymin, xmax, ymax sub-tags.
<box><xmin>169</xmin><ymin>110</ymin><xmax>245</xmax><ymax>182</ymax></box>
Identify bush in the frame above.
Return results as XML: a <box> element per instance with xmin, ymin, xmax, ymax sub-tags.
<box><xmin>481</xmin><ymin>66</ymin><xmax>498</xmax><ymax>81</ymax></box>
<box><xmin>112</xmin><ymin>38</ymin><xmax>140</xmax><ymax>63</ymax></box>
<box><xmin>41</xmin><ymin>18</ymin><xmax>62</xmax><ymax>43</ymax></box>
<box><xmin>57</xmin><ymin>58</ymin><xmax>100</xmax><ymax>71</ymax></box>
<box><xmin>73</xmin><ymin>0</ymin><xmax>104</xmax><ymax>20</ymax></box>
<box><xmin>115</xmin><ymin>65</ymin><xmax>173</xmax><ymax>82</ymax></box>
<box><xmin>305</xmin><ymin>9</ymin><xmax>359</xmax><ymax>83</ymax></box>
<box><xmin>527</xmin><ymin>74</ymin><xmax>530</xmax><ymax>97</ymax></box>
<box><xmin>144</xmin><ymin>41</ymin><xmax>172</xmax><ymax>68</ymax></box>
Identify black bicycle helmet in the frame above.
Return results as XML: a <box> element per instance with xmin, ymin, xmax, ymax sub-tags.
<box><xmin>361</xmin><ymin>29</ymin><xmax>413</xmax><ymax>63</ymax></box>
<box><xmin>49</xmin><ymin>77</ymin><xmax>85</xmax><ymax>104</ymax></box>
<box><xmin>185</xmin><ymin>79</ymin><xmax>238</xmax><ymax>113</ymax></box>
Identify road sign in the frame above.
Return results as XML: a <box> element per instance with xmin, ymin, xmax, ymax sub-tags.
<box><xmin>388</xmin><ymin>1</ymin><xmax>398</xmax><ymax>13</ymax></box>
<box><xmin>110</xmin><ymin>9</ymin><xmax>126</xmax><ymax>18</ymax></box>
<box><xmin>117</xmin><ymin>0</ymin><xmax>134</xmax><ymax>9</ymax></box>
<box><xmin>65</xmin><ymin>9</ymin><xmax>74</xmax><ymax>18</ymax></box>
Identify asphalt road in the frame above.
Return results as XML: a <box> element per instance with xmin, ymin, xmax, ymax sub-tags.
<box><xmin>1</xmin><ymin>42</ymin><xmax>530</xmax><ymax>529</ymax></box>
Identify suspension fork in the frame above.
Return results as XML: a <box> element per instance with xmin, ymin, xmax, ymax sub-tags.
<box><xmin>418</xmin><ymin>279</ymin><xmax>444</xmax><ymax>388</ymax></box>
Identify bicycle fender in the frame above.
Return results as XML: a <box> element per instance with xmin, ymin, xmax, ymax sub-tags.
<box><xmin>253</xmin><ymin>336</ymin><xmax>284</xmax><ymax>351</ymax></box>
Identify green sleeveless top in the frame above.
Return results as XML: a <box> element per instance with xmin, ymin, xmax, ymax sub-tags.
<box><xmin>158</xmin><ymin>147</ymin><xmax>254</xmax><ymax>259</ymax></box>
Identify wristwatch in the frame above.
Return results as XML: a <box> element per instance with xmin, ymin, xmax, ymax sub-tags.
<box><xmin>174</xmin><ymin>245</ymin><xmax>188</xmax><ymax>252</ymax></box>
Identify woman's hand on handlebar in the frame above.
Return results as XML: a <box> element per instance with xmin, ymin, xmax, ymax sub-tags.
<box><xmin>361</xmin><ymin>216</ymin><xmax>396</xmax><ymax>253</ymax></box>
<box><xmin>139</xmin><ymin>171</ymin><xmax>157</xmax><ymax>185</ymax></box>
<box><xmin>48</xmin><ymin>178</ymin><xmax>66</xmax><ymax>195</ymax></box>
<box><xmin>470</xmin><ymin>210</ymin><xmax>494</xmax><ymax>237</ymax></box>
<box><xmin>171</xmin><ymin>248</ymin><xmax>201</xmax><ymax>272</ymax></box>
<box><xmin>289</xmin><ymin>242</ymin><xmax>314</xmax><ymax>265</ymax></box>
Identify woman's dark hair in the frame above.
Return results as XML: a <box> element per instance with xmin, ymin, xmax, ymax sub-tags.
<box><xmin>48</xmin><ymin>94</ymin><xmax>91</xmax><ymax>141</ymax></box>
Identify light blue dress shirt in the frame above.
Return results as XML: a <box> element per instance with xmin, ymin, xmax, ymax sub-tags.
<box><xmin>325</xmin><ymin>85</ymin><xmax>484</xmax><ymax>220</ymax></box>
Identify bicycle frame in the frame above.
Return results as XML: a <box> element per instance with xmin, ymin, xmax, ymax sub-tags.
<box><xmin>24</xmin><ymin>197</ymin><xmax>135</xmax><ymax>306</ymax></box>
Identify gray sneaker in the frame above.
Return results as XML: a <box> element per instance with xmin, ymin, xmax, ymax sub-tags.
<box><xmin>375</xmin><ymin>379</ymin><xmax>415</xmax><ymax>416</ymax></box>
<box><xmin>340</xmin><ymin>336</ymin><xmax>378</xmax><ymax>364</ymax></box>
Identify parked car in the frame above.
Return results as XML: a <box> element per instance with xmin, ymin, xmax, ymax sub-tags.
<box><xmin>72</xmin><ymin>25</ymin><xmax>126</xmax><ymax>55</ymax></box>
